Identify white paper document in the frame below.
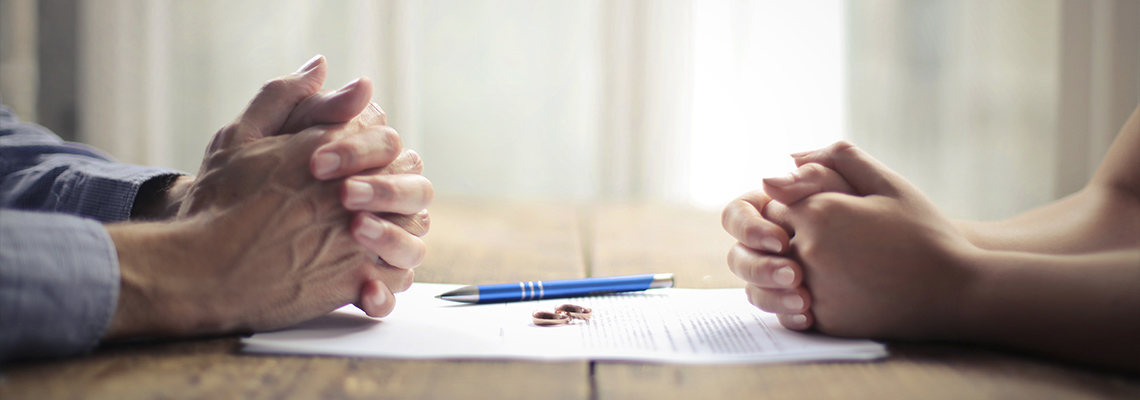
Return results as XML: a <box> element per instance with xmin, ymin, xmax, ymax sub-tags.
<box><xmin>243</xmin><ymin>283</ymin><xmax>887</xmax><ymax>364</ymax></box>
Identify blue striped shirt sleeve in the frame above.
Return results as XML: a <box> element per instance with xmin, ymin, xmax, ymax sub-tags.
<box><xmin>0</xmin><ymin>210</ymin><xmax>120</xmax><ymax>362</ymax></box>
<box><xmin>0</xmin><ymin>104</ymin><xmax>188</xmax><ymax>361</ymax></box>
<box><xmin>0</xmin><ymin>105</ymin><xmax>185</xmax><ymax>222</ymax></box>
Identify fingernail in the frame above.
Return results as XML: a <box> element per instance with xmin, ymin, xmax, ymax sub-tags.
<box><xmin>372</xmin><ymin>288</ymin><xmax>388</xmax><ymax>308</ymax></box>
<box><xmin>336</xmin><ymin>78</ymin><xmax>362</xmax><ymax>94</ymax></box>
<box><xmin>791</xmin><ymin>314</ymin><xmax>808</xmax><ymax>325</ymax></box>
<box><xmin>760</xmin><ymin>237</ymin><xmax>783</xmax><ymax>253</ymax></box>
<box><xmin>345</xmin><ymin>179</ymin><xmax>372</xmax><ymax>207</ymax></box>
<box><xmin>313</xmin><ymin>152</ymin><xmax>341</xmax><ymax>178</ymax></box>
<box><xmin>296</xmin><ymin>54</ymin><xmax>323</xmax><ymax>74</ymax></box>
<box><xmin>790</xmin><ymin>150</ymin><xmax>814</xmax><ymax>158</ymax></box>
<box><xmin>358</xmin><ymin>216</ymin><xmax>384</xmax><ymax>240</ymax></box>
<box><xmin>783</xmin><ymin>294</ymin><xmax>804</xmax><ymax>310</ymax></box>
<box><xmin>773</xmin><ymin>266</ymin><xmax>795</xmax><ymax>286</ymax></box>
<box><xmin>763</xmin><ymin>172</ymin><xmax>796</xmax><ymax>188</ymax></box>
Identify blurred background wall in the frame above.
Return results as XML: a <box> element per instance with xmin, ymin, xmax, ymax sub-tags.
<box><xmin>1</xmin><ymin>0</ymin><xmax>1136</xmax><ymax>220</ymax></box>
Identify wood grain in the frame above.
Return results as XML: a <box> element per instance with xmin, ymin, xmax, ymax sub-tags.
<box><xmin>0</xmin><ymin>337</ymin><xmax>589</xmax><ymax>400</ymax></box>
<box><xmin>417</xmin><ymin>197</ymin><xmax>588</xmax><ymax>285</ymax></box>
<box><xmin>593</xmin><ymin>343</ymin><xmax>1140</xmax><ymax>400</ymax></box>
<box><xmin>3</xmin><ymin>199</ymin><xmax>1138</xmax><ymax>399</ymax></box>
<box><xmin>584</xmin><ymin>202</ymin><xmax>741</xmax><ymax>288</ymax></box>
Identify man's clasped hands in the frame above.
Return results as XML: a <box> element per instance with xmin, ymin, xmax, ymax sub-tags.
<box><xmin>103</xmin><ymin>55</ymin><xmax>432</xmax><ymax>339</ymax></box>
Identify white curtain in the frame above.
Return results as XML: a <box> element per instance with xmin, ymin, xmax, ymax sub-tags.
<box><xmin>0</xmin><ymin>0</ymin><xmax>38</xmax><ymax>120</ymax></box>
<box><xmin>78</xmin><ymin>0</ymin><xmax>417</xmax><ymax>176</ymax></box>
<box><xmin>4</xmin><ymin>0</ymin><xmax>1134</xmax><ymax>218</ymax></box>
<box><xmin>74</xmin><ymin>0</ymin><xmax>697</xmax><ymax>204</ymax></box>
<box><xmin>847</xmin><ymin>0</ymin><xmax>1138</xmax><ymax>220</ymax></box>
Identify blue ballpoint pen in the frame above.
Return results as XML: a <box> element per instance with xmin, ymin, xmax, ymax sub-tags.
<box><xmin>435</xmin><ymin>273</ymin><xmax>675</xmax><ymax>304</ymax></box>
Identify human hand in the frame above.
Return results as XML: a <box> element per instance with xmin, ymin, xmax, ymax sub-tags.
<box><xmin>107</xmin><ymin>127</ymin><xmax>403</xmax><ymax>339</ymax></box>
<box><xmin>191</xmin><ymin>56</ymin><xmax>430</xmax><ymax>316</ymax></box>
<box><xmin>272</xmin><ymin>57</ymin><xmax>433</xmax><ymax>264</ymax></box>
<box><xmin>281</xmin><ymin>75</ymin><xmax>433</xmax><ymax>243</ymax></box>
<box><xmin>145</xmin><ymin>56</ymin><xmax>432</xmax><ymax>241</ymax></box>
<box><xmin>725</xmin><ymin>142</ymin><xmax>979</xmax><ymax>339</ymax></box>
<box><xmin>161</xmin><ymin>59</ymin><xmax>424</xmax><ymax>328</ymax></box>
<box><xmin>722</xmin><ymin>161</ymin><xmax>856</xmax><ymax>330</ymax></box>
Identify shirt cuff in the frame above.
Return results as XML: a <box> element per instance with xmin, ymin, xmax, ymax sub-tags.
<box><xmin>55</xmin><ymin>162</ymin><xmax>186</xmax><ymax>223</ymax></box>
<box><xmin>0</xmin><ymin>210</ymin><xmax>119</xmax><ymax>363</ymax></box>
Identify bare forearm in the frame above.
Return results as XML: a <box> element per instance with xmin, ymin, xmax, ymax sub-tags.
<box><xmin>103</xmin><ymin>221</ymin><xmax>219</xmax><ymax>340</ymax></box>
<box><xmin>954</xmin><ymin>186</ymin><xmax>1140</xmax><ymax>255</ymax></box>
<box><xmin>959</xmin><ymin>247</ymin><xmax>1140</xmax><ymax>372</ymax></box>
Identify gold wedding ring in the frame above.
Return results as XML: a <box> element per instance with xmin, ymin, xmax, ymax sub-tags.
<box><xmin>532</xmin><ymin>310</ymin><xmax>570</xmax><ymax>326</ymax></box>
<box><xmin>533</xmin><ymin>304</ymin><xmax>593</xmax><ymax>326</ymax></box>
<box><xmin>555</xmin><ymin>304</ymin><xmax>592</xmax><ymax>320</ymax></box>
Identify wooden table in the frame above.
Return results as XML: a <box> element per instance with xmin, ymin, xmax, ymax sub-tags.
<box><xmin>3</xmin><ymin>197</ymin><xmax>1138</xmax><ymax>399</ymax></box>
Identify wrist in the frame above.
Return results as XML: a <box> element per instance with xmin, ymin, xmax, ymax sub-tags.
<box><xmin>947</xmin><ymin>245</ymin><xmax>997</xmax><ymax>343</ymax></box>
<box><xmin>102</xmin><ymin>219</ymin><xmax>226</xmax><ymax>340</ymax></box>
<box><xmin>952</xmin><ymin>219</ymin><xmax>997</xmax><ymax>250</ymax></box>
<box><xmin>920</xmin><ymin>239</ymin><xmax>989</xmax><ymax>342</ymax></box>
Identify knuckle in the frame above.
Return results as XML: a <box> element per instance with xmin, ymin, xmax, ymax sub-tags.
<box><xmin>832</xmin><ymin>141</ymin><xmax>862</xmax><ymax>160</ymax></box>
<box><xmin>339</xmin><ymin>137</ymin><xmax>373</xmax><ymax>168</ymax></box>
<box><xmin>744</xmin><ymin>285</ymin><xmax>762</xmax><ymax>307</ymax></box>
<box><xmin>399</xmin><ymin>270</ymin><xmax>415</xmax><ymax>291</ymax></box>
<box><xmin>367</xmin><ymin>102</ymin><xmax>387</xmax><ymax>119</ymax></box>
<box><xmin>721</xmin><ymin>202</ymin><xmax>740</xmax><ymax>232</ymax></box>
<box><xmin>741</xmin><ymin>221</ymin><xmax>771</xmax><ymax>248</ymax></box>
<box><xmin>421</xmin><ymin>177</ymin><xmax>435</xmax><ymax>205</ymax></box>
<box><xmin>759</xmin><ymin>198</ymin><xmax>784</xmax><ymax>221</ymax></box>
<box><xmin>728</xmin><ymin>245</ymin><xmax>767</xmax><ymax>285</ymax></box>
<box><xmin>755</xmin><ymin>291</ymin><xmax>781</xmax><ymax>313</ymax></box>
<box><xmin>312</xmin><ymin>127</ymin><xmax>341</xmax><ymax>147</ymax></box>
<box><xmin>360</xmin><ymin>103</ymin><xmax>383</xmax><ymax>125</ymax></box>
<box><xmin>798</xmin><ymin>163</ymin><xmax>831</xmax><ymax>179</ymax></box>
<box><xmin>384</xmin><ymin>212</ymin><xmax>430</xmax><ymax>237</ymax></box>
<box><xmin>741</xmin><ymin>254</ymin><xmax>759</xmax><ymax>280</ymax></box>
<box><xmin>743</xmin><ymin>263</ymin><xmax>766</xmax><ymax>287</ymax></box>
<box><xmin>738</xmin><ymin>191</ymin><xmax>769</xmax><ymax>212</ymax></box>
<box><xmin>380</xmin><ymin>126</ymin><xmax>402</xmax><ymax>152</ymax></box>
<box><xmin>376</xmin><ymin>222</ymin><xmax>401</xmax><ymax>247</ymax></box>
<box><xmin>796</xmin><ymin>240</ymin><xmax>820</xmax><ymax>262</ymax></box>
<box><xmin>831</xmin><ymin>140</ymin><xmax>856</xmax><ymax>152</ymax></box>
<box><xmin>726</xmin><ymin>246</ymin><xmax>746</xmax><ymax>275</ymax></box>
<box><xmin>358</xmin><ymin>127</ymin><xmax>402</xmax><ymax>165</ymax></box>
<box><xmin>415</xmin><ymin>211</ymin><xmax>431</xmax><ymax>235</ymax></box>
<box><xmin>259</xmin><ymin>77</ymin><xmax>291</xmax><ymax>95</ymax></box>
<box><xmin>802</xmin><ymin>195</ymin><xmax>844</xmax><ymax>218</ymax></box>
<box><xmin>405</xmin><ymin>149</ymin><xmax>424</xmax><ymax>172</ymax></box>
<box><xmin>408</xmin><ymin>242</ymin><xmax>427</xmax><ymax>267</ymax></box>
<box><xmin>372</xmin><ymin>178</ymin><xmax>399</xmax><ymax>206</ymax></box>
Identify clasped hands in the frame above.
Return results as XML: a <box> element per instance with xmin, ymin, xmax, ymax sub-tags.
<box><xmin>722</xmin><ymin>141</ymin><xmax>975</xmax><ymax>340</ymax></box>
<box><xmin>105</xmin><ymin>56</ymin><xmax>432</xmax><ymax>339</ymax></box>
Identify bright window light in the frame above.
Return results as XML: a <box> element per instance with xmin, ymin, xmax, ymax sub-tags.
<box><xmin>688</xmin><ymin>1</ymin><xmax>847</xmax><ymax>209</ymax></box>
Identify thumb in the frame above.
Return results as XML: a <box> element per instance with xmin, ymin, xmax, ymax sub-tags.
<box><xmin>279</xmin><ymin>76</ymin><xmax>379</xmax><ymax>135</ymax></box>
<box><xmin>792</xmin><ymin>141</ymin><xmax>901</xmax><ymax>197</ymax></box>
<box><xmin>232</xmin><ymin>55</ymin><xmax>328</xmax><ymax>142</ymax></box>
<box><xmin>762</xmin><ymin>162</ymin><xmax>857</xmax><ymax>205</ymax></box>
